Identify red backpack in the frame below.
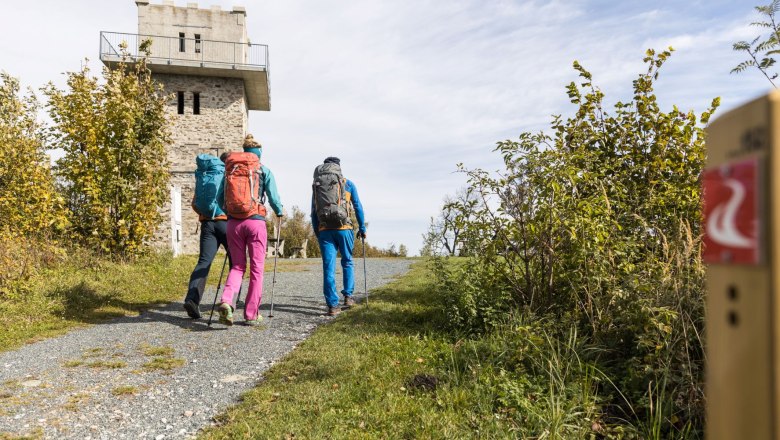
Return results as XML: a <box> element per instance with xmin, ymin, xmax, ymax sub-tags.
<box><xmin>224</xmin><ymin>152</ymin><xmax>267</xmax><ymax>219</ymax></box>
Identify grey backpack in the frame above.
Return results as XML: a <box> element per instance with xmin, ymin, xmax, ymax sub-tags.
<box><xmin>313</xmin><ymin>163</ymin><xmax>353</xmax><ymax>229</ymax></box>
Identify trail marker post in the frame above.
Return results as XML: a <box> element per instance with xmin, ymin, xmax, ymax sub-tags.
<box><xmin>704</xmin><ymin>91</ymin><xmax>779</xmax><ymax>439</ymax></box>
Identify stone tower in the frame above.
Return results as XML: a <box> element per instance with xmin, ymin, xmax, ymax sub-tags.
<box><xmin>100</xmin><ymin>1</ymin><xmax>270</xmax><ymax>255</ymax></box>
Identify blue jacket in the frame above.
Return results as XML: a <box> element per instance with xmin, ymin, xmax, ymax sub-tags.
<box><xmin>311</xmin><ymin>179</ymin><xmax>365</xmax><ymax>233</ymax></box>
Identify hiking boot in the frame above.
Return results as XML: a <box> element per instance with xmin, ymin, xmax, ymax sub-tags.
<box><xmin>218</xmin><ymin>303</ymin><xmax>234</xmax><ymax>326</ymax></box>
<box><xmin>244</xmin><ymin>316</ymin><xmax>263</xmax><ymax>327</ymax></box>
<box><xmin>183</xmin><ymin>299</ymin><xmax>201</xmax><ymax>319</ymax></box>
<box><xmin>327</xmin><ymin>306</ymin><xmax>341</xmax><ymax>316</ymax></box>
<box><xmin>343</xmin><ymin>296</ymin><xmax>355</xmax><ymax>308</ymax></box>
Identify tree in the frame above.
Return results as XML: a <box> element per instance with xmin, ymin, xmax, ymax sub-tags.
<box><xmin>732</xmin><ymin>0</ymin><xmax>780</xmax><ymax>87</ymax></box>
<box><xmin>0</xmin><ymin>73</ymin><xmax>68</xmax><ymax>293</ymax></box>
<box><xmin>271</xmin><ymin>206</ymin><xmax>320</xmax><ymax>258</ymax></box>
<box><xmin>422</xmin><ymin>187</ymin><xmax>478</xmax><ymax>256</ymax></box>
<box><xmin>0</xmin><ymin>73</ymin><xmax>67</xmax><ymax>239</ymax></box>
<box><xmin>45</xmin><ymin>41</ymin><xmax>170</xmax><ymax>258</ymax></box>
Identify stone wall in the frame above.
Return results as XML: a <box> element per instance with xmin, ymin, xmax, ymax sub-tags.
<box><xmin>152</xmin><ymin>73</ymin><xmax>248</xmax><ymax>254</ymax></box>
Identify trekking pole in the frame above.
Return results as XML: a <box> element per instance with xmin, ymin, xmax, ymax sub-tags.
<box><xmin>207</xmin><ymin>253</ymin><xmax>229</xmax><ymax>327</ymax></box>
<box><xmin>235</xmin><ymin>281</ymin><xmax>244</xmax><ymax>310</ymax></box>
<box><xmin>362</xmin><ymin>235</ymin><xmax>368</xmax><ymax>307</ymax></box>
<box><xmin>268</xmin><ymin>218</ymin><xmax>282</xmax><ymax>318</ymax></box>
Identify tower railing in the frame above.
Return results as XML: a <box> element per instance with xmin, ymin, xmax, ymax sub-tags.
<box><xmin>99</xmin><ymin>31</ymin><xmax>268</xmax><ymax>70</ymax></box>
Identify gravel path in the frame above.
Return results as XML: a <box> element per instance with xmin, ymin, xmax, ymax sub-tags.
<box><xmin>0</xmin><ymin>258</ymin><xmax>412</xmax><ymax>439</ymax></box>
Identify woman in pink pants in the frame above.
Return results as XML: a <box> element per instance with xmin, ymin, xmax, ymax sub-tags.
<box><xmin>218</xmin><ymin>135</ymin><xmax>283</xmax><ymax>326</ymax></box>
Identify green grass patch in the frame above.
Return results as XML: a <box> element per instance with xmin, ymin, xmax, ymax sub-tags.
<box><xmin>111</xmin><ymin>385</ymin><xmax>138</xmax><ymax>396</ymax></box>
<box><xmin>63</xmin><ymin>393</ymin><xmax>89</xmax><ymax>412</ymax></box>
<box><xmin>139</xmin><ymin>344</ymin><xmax>175</xmax><ymax>357</ymax></box>
<box><xmin>0</xmin><ymin>252</ymin><xmax>320</xmax><ymax>354</ymax></box>
<box><xmin>81</xmin><ymin>347</ymin><xmax>105</xmax><ymax>358</ymax></box>
<box><xmin>62</xmin><ymin>360</ymin><xmax>84</xmax><ymax>368</ymax></box>
<box><xmin>0</xmin><ymin>429</ymin><xmax>42</xmax><ymax>440</ymax></box>
<box><xmin>201</xmin><ymin>261</ymin><xmax>517</xmax><ymax>439</ymax></box>
<box><xmin>0</xmin><ymin>252</ymin><xmax>223</xmax><ymax>353</ymax></box>
<box><xmin>267</xmin><ymin>259</ymin><xmax>317</xmax><ymax>273</ymax></box>
<box><xmin>85</xmin><ymin>360</ymin><xmax>126</xmax><ymax>369</ymax></box>
<box><xmin>142</xmin><ymin>357</ymin><xmax>185</xmax><ymax>371</ymax></box>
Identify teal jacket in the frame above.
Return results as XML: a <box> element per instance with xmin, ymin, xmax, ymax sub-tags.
<box><xmin>219</xmin><ymin>147</ymin><xmax>283</xmax><ymax>220</ymax></box>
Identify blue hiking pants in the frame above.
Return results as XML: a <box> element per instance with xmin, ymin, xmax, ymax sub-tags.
<box><xmin>317</xmin><ymin>229</ymin><xmax>355</xmax><ymax>307</ymax></box>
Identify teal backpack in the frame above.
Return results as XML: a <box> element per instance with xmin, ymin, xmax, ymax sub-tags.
<box><xmin>194</xmin><ymin>154</ymin><xmax>225</xmax><ymax>219</ymax></box>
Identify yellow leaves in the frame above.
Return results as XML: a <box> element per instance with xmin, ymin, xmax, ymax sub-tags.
<box><xmin>43</xmin><ymin>58</ymin><xmax>170</xmax><ymax>259</ymax></box>
<box><xmin>0</xmin><ymin>74</ymin><xmax>66</xmax><ymax>240</ymax></box>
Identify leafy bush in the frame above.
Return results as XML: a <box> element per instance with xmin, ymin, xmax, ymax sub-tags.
<box><xmin>0</xmin><ymin>73</ymin><xmax>68</xmax><ymax>296</ymax></box>
<box><xmin>433</xmin><ymin>48</ymin><xmax>718</xmax><ymax>436</ymax></box>
<box><xmin>45</xmin><ymin>41</ymin><xmax>170</xmax><ymax>259</ymax></box>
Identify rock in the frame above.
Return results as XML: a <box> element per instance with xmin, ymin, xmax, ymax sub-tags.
<box><xmin>220</xmin><ymin>374</ymin><xmax>248</xmax><ymax>383</ymax></box>
<box><xmin>184</xmin><ymin>411</ymin><xmax>193</xmax><ymax>417</ymax></box>
<box><xmin>21</xmin><ymin>379</ymin><xmax>41</xmax><ymax>387</ymax></box>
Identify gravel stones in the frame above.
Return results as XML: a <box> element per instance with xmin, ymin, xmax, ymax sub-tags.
<box><xmin>0</xmin><ymin>258</ymin><xmax>411</xmax><ymax>439</ymax></box>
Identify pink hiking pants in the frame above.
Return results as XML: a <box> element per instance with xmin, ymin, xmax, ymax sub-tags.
<box><xmin>220</xmin><ymin>218</ymin><xmax>267</xmax><ymax>321</ymax></box>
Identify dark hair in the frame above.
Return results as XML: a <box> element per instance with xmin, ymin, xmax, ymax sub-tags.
<box><xmin>220</xmin><ymin>152</ymin><xmax>230</xmax><ymax>163</ymax></box>
<box><xmin>324</xmin><ymin>156</ymin><xmax>341</xmax><ymax>165</ymax></box>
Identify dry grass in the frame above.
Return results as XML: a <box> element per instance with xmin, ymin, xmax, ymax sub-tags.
<box><xmin>142</xmin><ymin>357</ymin><xmax>185</xmax><ymax>371</ymax></box>
<box><xmin>110</xmin><ymin>385</ymin><xmax>138</xmax><ymax>396</ymax></box>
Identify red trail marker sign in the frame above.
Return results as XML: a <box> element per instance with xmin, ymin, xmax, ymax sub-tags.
<box><xmin>702</xmin><ymin>157</ymin><xmax>761</xmax><ymax>265</ymax></box>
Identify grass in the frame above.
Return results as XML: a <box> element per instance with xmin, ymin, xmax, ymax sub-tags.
<box><xmin>85</xmin><ymin>360</ymin><xmax>126</xmax><ymax>369</ymax></box>
<box><xmin>0</xmin><ymin>430</ymin><xmax>42</xmax><ymax>440</ymax></box>
<box><xmin>200</xmin><ymin>261</ymin><xmax>518</xmax><ymax>439</ymax></box>
<box><xmin>0</xmin><ymin>252</ymin><xmax>337</xmax><ymax>353</ymax></box>
<box><xmin>111</xmin><ymin>385</ymin><xmax>138</xmax><ymax>396</ymax></box>
<box><xmin>0</xmin><ymin>252</ymin><xmax>213</xmax><ymax>353</ymax></box>
<box><xmin>139</xmin><ymin>343</ymin><xmax>175</xmax><ymax>357</ymax></box>
<box><xmin>63</xmin><ymin>393</ymin><xmax>89</xmax><ymax>412</ymax></box>
<box><xmin>62</xmin><ymin>360</ymin><xmax>84</xmax><ymax>368</ymax></box>
<box><xmin>142</xmin><ymin>357</ymin><xmax>185</xmax><ymax>371</ymax></box>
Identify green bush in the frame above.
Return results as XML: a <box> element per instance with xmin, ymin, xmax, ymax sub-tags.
<box><xmin>0</xmin><ymin>73</ymin><xmax>68</xmax><ymax>297</ymax></box>
<box><xmin>433</xmin><ymin>48</ymin><xmax>717</xmax><ymax>437</ymax></box>
<box><xmin>44</xmin><ymin>41</ymin><xmax>170</xmax><ymax>259</ymax></box>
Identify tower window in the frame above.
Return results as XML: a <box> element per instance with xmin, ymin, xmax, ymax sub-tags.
<box><xmin>193</xmin><ymin>92</ymin><xmax>200</xmax><ymax>115</ymax></box>
<box><xmin>194</xmin><ymin>34</ymin><xmax>201</xmax><ymax>54</ymax></box>
<box><xmin>179</xmin><ymin>32</ymin><xmax>185</xmax><ymax>52</ymax></box>
<box><xmin>177</xmin><ymin>91</ymin><xmax>184</xmax><ymax>114</ymax></box>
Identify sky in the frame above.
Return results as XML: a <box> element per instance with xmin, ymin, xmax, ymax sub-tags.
<box><xmin>0</xmin><ymin>0</ymin><xmax>770</xmax><ymax>255</ymax></box>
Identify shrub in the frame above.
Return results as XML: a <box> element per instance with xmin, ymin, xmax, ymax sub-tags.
<box><xmin>44</xmin><ymin>40</ymin><xmax>170</xmax><ymax>259</ymax></box>
<box><xmin>434</xmin><ymin>48</ymin><xmax>718</xmax><ymax>436</ymax></box>
<box><xmin>0</xmin><ymin>73</ymin><xmax>68</xmax><ymax>296</ymax></box>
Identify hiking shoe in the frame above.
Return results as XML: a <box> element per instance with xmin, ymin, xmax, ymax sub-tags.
<box><xmin>183</xmin><ymin>299</ymin><xmax>201</xmax><ymax>319</ymax></box>
<box><xmin>218</xmin><ymin>303</ymin><xmax>234</xmax><ymax>326</ymax></box>
<box><xmin>343</xmin><ymin>296</ymin><xmax>355</xmax><ymax>308</ymax></box>
<box><xmin>327</xmin><ymin>306</ymin><xmax>341</xmax><ymax>316</ymax></box>
<box><xmin>244</xmin><ymin>316</ymin><xmax>263</xmax><ymax>327</ymax></box>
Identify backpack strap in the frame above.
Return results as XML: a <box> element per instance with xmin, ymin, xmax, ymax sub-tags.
<box><xmin>256</xmin><ymin>164</ymin><xmax>266</xmax><ymax>205</ymax></box>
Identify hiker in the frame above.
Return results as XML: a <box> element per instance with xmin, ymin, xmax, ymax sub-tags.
<box><xmin>311</xmin><ymin>156</ymin><xmax>366</xmax><ymax>316</ymax></box>
<box><xmin>183</xmin><ymin>152</ymin><xmax>230</xmax><ymax>319</ymax></box>
<box><xmin>216</xmin><ymin>134</ymin><xmax>283</xmax><ymax>326</ymax></box>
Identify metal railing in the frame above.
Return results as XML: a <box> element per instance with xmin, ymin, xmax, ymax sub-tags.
<box><xmin>99</xmin><ymin>31</ymin><xmax>268</xmax><ymax>69</ymax></box>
